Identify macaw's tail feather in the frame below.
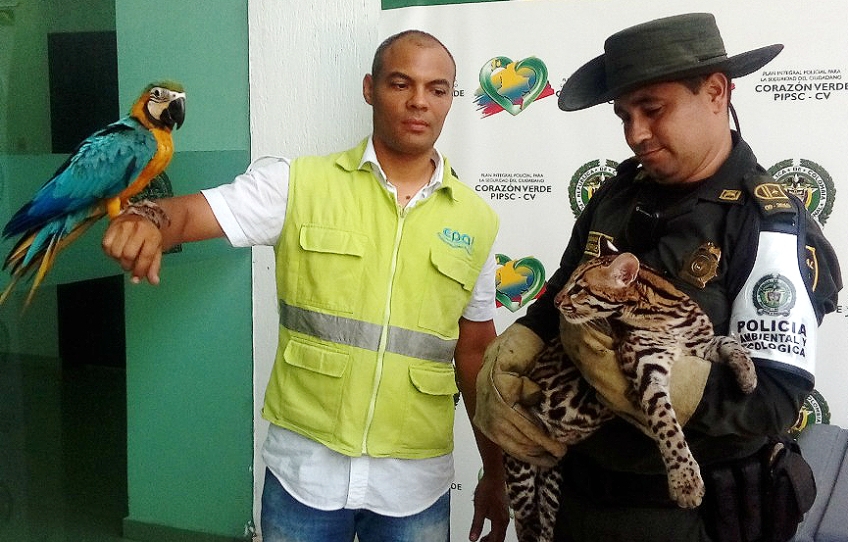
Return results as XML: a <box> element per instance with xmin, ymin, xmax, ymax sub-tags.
<box><xmin>1</xmin><ymin>208</ymin><xmax>105</xmax><ymax>307</ymax></box>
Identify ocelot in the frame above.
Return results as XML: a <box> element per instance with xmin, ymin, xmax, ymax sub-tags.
<box><xmin>504</xmin><ymin>252</ymin><xmax>757</xmax><ymax>542</ymax></box>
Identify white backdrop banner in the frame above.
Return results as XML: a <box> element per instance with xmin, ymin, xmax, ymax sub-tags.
<box><xmin>380</xmin><ymin>1</ymin><xmax>848</xmax><ymax>539</ymax></box>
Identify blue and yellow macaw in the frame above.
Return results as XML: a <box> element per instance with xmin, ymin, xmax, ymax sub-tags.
<box><xmin>1</xmin><ymin>81</ymin><xmax>186</xmax><ymax>305</ymax></box>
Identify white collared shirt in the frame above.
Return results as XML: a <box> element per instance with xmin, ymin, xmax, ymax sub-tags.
<box><xmin>364</xmin><ymin>143</ymin><xmax>442</xmax><ymax>208</ymax></box>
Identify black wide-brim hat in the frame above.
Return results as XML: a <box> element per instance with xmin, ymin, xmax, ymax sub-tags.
<box><xmin>558</xmin><ymin>13</ymin><xmax>783</xmax><ymax>111</ymax></box>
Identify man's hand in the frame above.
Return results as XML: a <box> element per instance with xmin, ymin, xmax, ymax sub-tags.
<box><xmin>474</xmin><ymin>323</ymin><xmax>566</xmax><ymax>467</ymax></box>
<box><xmin>102</xmin><ymin>193</ymin><xmax>223</xmax><ymax>285</ymax></box>
<box><xmin>469</xmin><ymin>469</ymin><xmax>510</xmax><ymax>542</ymax></box>
<box><xmin>559</xmin><ymin>320</ymin><xmax>712</xmax><ymax>428</ymax></box>
<box><xmin>102</xmin><ymin>213</ymin><xmax>164</xmax><ymax>285</ymax></box>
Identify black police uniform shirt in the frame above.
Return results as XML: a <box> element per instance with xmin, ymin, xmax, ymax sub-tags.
<box><xmin>518</xmin><ymin>132</ymin><xmax>842</xmax><ymax>473</ymax></box>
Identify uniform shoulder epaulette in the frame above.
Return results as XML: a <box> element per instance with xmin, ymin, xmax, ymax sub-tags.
<box><xmin>742</xmin><ymin>171</ymin><xmax>798</xmax><ymax>221</ymax></box>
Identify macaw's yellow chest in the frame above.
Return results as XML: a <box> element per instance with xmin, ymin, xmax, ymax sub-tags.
<box><xmin>108</xmin><ymin>129</ymin><xmax>174</xmax><ymax>218</ymax></box>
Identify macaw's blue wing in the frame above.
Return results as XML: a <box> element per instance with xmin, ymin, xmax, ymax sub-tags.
<box><xmin>1</xmin><ymin>116</ymin><xmax>158</xmax><ymax>306</ymax></box>
<box><xmin>4</xmin><ymin>117</ymin><xmax>157</xmax><ymax>237</ymax></box>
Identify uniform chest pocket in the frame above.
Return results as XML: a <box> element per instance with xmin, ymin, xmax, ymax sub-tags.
<box><xmin>418</xmin><ymin>249</ymin><xmax>478</xmax><ymax>337</ymax></box>
<box><xmin>297</xmin><ymin>225</ymin><xmax>368</xmax><ymax>314</ymax></box>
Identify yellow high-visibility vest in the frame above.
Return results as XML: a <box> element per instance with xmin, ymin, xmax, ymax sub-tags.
<box><xmin>263</xmin><ymin>139</ymin><xmax>499</xmax><ymax>459</ymax></box>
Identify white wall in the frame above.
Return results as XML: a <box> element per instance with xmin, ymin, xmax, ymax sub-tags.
<box><xmin>247</xmin><ymin>0</ymin><xmax>381</xmax><ymax>534</ymax></box>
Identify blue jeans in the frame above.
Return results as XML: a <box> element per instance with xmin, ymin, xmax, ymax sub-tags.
<box><xmin>260</xmin><ymin>469</ymin><xmax>450</xmax><ymax>542</ymax></box>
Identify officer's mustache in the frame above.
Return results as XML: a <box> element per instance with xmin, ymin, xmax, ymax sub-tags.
<box><xmin>631</xmin><ymin>142</ymin><xmax>663</xmax><ymax>157</ymax></box>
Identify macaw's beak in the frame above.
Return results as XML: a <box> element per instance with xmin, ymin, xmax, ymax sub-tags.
<box><xmin>162</xmin><ymin>97</ymin><xmax>186</xmax><ymax>130</ymax></box>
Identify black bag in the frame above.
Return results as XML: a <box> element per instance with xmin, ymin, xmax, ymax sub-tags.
<box><xmin>703</xmin><ymin>436</ymin><xmax>816</xmax><ymax>542</ymax></box>
<box><xmin>762</xmin><ymin>437</ymin><xmax>817</xmax><ymax>541</ymax></box>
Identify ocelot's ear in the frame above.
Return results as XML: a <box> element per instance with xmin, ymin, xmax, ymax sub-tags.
<box><xmin>611</xmin><ymin>253</ymin><xmax>640</xmax><ymax>286</ymax></box>
<box><xmin>598</xmin><ymin>238</ymin><xmax>620</xmax><ymax>257</ymax></box>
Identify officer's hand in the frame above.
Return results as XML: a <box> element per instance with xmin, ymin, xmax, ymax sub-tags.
<box><xmin>474</xmin><ymin>324</ymin><xmax>566</xmax><ymax>467</ymax></box>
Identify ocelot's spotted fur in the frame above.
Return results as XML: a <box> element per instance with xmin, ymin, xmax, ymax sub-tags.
<box><xmin>504</xmin><ymin>252</ymin><xmax>757</xmax><ymax>542</ymax></box>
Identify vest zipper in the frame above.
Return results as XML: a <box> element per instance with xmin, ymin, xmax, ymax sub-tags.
<box><xmin>360</xmin><ymin>206</ymin><xmax>408</xmax><ymax>454</ymax></box>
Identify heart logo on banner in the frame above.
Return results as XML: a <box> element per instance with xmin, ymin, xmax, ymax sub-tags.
<box><xmin>495</xmin><ymin>254</ymin><xmax>547</xmax><ymax>312</ymax></box>
<box><xmin>479</xmin><ymin>56</ymin><xmax>549</xmax><ymax>116</ymax></box>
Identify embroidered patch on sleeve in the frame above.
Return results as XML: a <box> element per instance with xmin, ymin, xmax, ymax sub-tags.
<box><xmin>805</xmin><ymin>245</ymin><xmax>819</xmax><ymax>291</ymax></box>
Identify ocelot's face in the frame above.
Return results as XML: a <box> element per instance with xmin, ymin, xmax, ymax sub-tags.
<box><xmin>554</xmin><ymin>268</ymin><xmax>617</xmax><ymax>323</ymax></box>
<box><xmin>555</xmin><ymin>281</ymin><xmax>592</xmax><ymax>324</ymax></box>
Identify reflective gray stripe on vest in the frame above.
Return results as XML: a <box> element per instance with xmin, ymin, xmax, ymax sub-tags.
<box><xmin>279</xmin><ymin>302</ymin><xmax>457</xmax><ymax>364</ymax></box>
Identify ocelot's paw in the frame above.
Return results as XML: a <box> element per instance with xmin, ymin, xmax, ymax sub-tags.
<box><xmin>730</xmin><ymin>350</ymin><xmax>757</xmax><ymax>394</ymax></box>
<box><xmin>667</xmin><ymin>464</ymin><xmax>705</xmax><ymax>509</ymax></box>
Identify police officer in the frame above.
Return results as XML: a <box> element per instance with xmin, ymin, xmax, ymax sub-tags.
<box><xmin>475</xmin><ymin>12</ymin><xmax>841</xmax><ymax>542</ymax></box>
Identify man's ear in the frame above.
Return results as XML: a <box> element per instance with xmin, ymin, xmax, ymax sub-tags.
<box><xmin>704</xmin><ymin>72</ymin><xmax>730</xmax><ymax>112</ymax></box>
<box><xmin>363</xmin><ymin>74</ymin><xmax>374</xmax><ymax>105</ymax></box>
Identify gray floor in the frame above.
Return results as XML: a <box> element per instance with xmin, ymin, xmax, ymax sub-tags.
<box><xmin>0</xmin><ymin>353</ymin><xmax>131</xmax><ymax>541</ymax></box>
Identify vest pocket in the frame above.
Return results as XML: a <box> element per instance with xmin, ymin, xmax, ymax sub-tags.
<box><xmin>297</xmin><ymin>225</ymin><xmax>367</xmax><ymax>314</ymax></box>
<box><xmin>278</xmin><ymin>338</ymin><xmax>349</xmax><ymax>436</ymax></box>
<box><xmin>398</xmin><ymin>365</ymin><xmax>458</xmax><ymax>452</ymax></box>
<box><xmin>419</xmin><ymin>249</ymin><xmax>477</xmax><ymax>336</ymax></box>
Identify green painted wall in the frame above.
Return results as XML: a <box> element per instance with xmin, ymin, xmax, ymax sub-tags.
<box><xmin>1</xmin><ymin>0</ymin><xmax>117</xmax><ymax>154</ymax></box>
<box><xmin>118</xmin><ymin>150</ymin><xmax>252</xmax><ymax>540</ymax></box>
<box><xmin>0</xmin><ymin>0</ymin><xmax>252</xmax><ymax>538</ymax></box>
<box><xmin>116</xmin><ymin>1</ymin><xmax>249</xmax><ymax>153</ymax></box>
<box><xmin>115</xmin><ymin>0</ymin><xmax>253</xmax><ymax>539</ymax></box>
<box><xmin>125</xmin><ymin>250</ymin><xmax>252</xmax><ymax>539</ymax></box>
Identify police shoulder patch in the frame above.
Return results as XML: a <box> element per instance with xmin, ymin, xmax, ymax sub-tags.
<box><xmin>744</xmin><ymin>174</ymin><xmax>797</xmax><ymax>218</ymax></box>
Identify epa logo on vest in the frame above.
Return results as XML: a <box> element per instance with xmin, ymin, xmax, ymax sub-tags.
<box><xmin>439</xmin><ymin>228</ymin><xmax>473</xmax><ymax>254</ymax></box>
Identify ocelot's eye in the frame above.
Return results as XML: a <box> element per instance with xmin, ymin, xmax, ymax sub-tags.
<box><xmin>567</xmin><ymin>284</ymin><xmax>582</xmax><ymax>297</ymax></box>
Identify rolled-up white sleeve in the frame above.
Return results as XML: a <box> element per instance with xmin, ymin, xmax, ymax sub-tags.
<box><xmin>201</xmin><ymin>156</ymin><xmax>291</xmax><ymax>247</ymax></box>
<box><xmin>461</xmin><ymin>242</ymin><xmax>498</xmax><ymax>322</ymax></box>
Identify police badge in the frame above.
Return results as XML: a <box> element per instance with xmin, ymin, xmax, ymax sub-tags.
<box><xmin>680</xmin><ymin>242</ymin><xmax>721</xmax><ymax>289</ymax></box>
